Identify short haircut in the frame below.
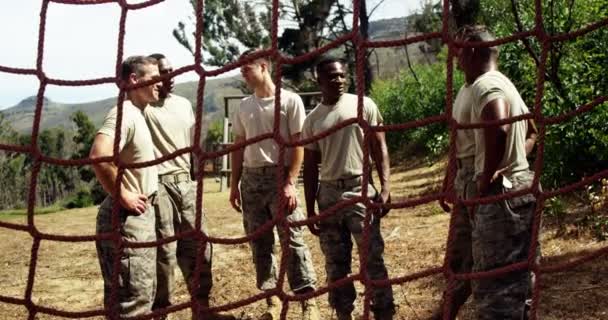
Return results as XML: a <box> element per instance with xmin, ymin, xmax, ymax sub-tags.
<box><xmin>315</xmin><ymin>55</ymin><xmax>346</xmax><ymax>75</ymax></box>
<box><xmin>240</xmin><ymin>49</ymin><xmax>270</xmax><ymax>64</ymax></box>
<box><xmin>121</xmin><ymin>55</ymin><xmax>157</xmax><ymax>80</ymax></box>
<box><xmin>456</xmin><ymin>25</ymin><xmax>499</xmax><ymax>58</ymax></box>
<box><xmin>147</xmin><ymin>53</ymin><xmax>166</xmax><ymax>61</ymax></box>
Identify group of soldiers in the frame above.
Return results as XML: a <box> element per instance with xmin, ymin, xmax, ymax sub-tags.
<box><xmin>90</xmin><ymin>25</ymin><xmax>540</xmax><ymax>320</ymax></box>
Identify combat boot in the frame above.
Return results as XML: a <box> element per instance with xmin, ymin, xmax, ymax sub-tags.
<box><xmin>336</xmin><ymin>311</ymin><xmax>353</xmax><ymax>320</ymax></box>
<box><xmin>373</xmin><ymin>309</ymin><xmax>394</xmax><ymax>320</ymax></box>
<box><xmin>260</xmin><ymin>296</ymin><xmax>282</xmax><ymax>320</ymax></box>
<box><xmin>301</xmin><ymin>298</ymin><xmax>320</xmax><ymax>320</ymax></box>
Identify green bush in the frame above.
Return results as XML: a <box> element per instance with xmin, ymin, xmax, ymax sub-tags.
<box><xmin>370</xmin><ymin>57</ymin><xmax>464</xmax><ymax>158</ymax></box>
<box><xmin>63</xmin><ymin>189</ymin><xmax>94</xmax><ymax>209</ymax></box>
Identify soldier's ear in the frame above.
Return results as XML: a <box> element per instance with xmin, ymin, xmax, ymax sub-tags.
<box><xmin>128</xmin><ymin>72</ymin><xmax>139</xmax><ymax>85</ymax></box>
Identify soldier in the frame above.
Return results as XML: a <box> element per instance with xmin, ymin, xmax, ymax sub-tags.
<box><xmin>144</xmin><ymin>54</ymin><xmax>234</xmax><ymax>320</ymax></box>
<box><xmin>450</xmin><ymin>25</ymin><xmax>539</xmax><ymax>320</ymax></box>
<box><xmin>302</xmin><ymin>56</ymin><xmax>395</xmax><ymax>320</ymax></box>
<box><xmin>90</xmin><ymin>56</ymin><xmax>160</xmax><ymax>317</ymax></box>
<box><xmin>229</xmin><ymin>50</ymin><xmax>320</xmax><ymax>320</ymax></box>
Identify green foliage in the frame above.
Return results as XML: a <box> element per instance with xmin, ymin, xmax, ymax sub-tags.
<box><xmin>63</xmin><ymin>189</ymin><xmax>94</xmax><ymax>209</ymax></box>
<box><xmin>71</xmin><ymin>111</ymin><xmax>96</xmax><ymax>182</ymax></box>
<box><xmin>0</xmin><ymin>205</ymin><xmax>63</xmax><ymax>219</ymax></box>
<box><xmin>205</xmin><ymin>120</ymin><xmax>223</xmax><ymax>146</ymax></box>
<box><xmin>545</xmin><ymin>196</ymin><xmax>567</xmax><ymax>235</ymax></box>
<box><xmin>176</xmin><ymin>0</ymin><xmax>375</xmax><ymax>90</ymax></box>
<box><xmin>370</xmin><ymin>55</ymin><xmax>464</xmax><ymax>158</ymax></box>
<box><xmin>90</xmin><ymin>182</ymin><xmax>106</xmax><ymax>205</ymax></box>
<box><xmin>482</xmin><ymin>0</ymin><xmax>608</xmax><ymax>189</ymax></box>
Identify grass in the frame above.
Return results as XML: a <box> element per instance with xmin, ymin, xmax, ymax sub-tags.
<box><xmin>0</xmin><ymin>205</ymin><xmax>63</xmax><ymax>220</ymax></box>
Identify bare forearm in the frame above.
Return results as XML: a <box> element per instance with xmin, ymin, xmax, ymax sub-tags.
<box><xmin>303</xmin><ymin>151</ymin><xmax>320</xmax><ymax>215</ymax></box>
<box><xmin>525</xmin><ymin>119</ymin><xmax>538</xmax><ymax>155</ymax></box>
<box><xmin>372</xmin><ymin>132</ymin><xmax>391</xmax><ymax>190</ymax></box>
<box><xmin>93</xmin><ymin>162</ymin><xmax>120</xmax><ymax>196</ymax></box>
<box><xmin>481</xmin><ymin>128</ymin><xmax>506</xmax><ymax>191</ymax></box>
<box><xmin>230</xmin><ymin>149</ymin><xmax>244</xmax><ymax>187</ymax></box>
<box><xmin>287</xmin><ymin>146</ymin><xmax>304</xmax><ymax>184</ymax></box>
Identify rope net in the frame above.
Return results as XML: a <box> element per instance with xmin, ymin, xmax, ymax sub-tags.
<box><xmin>0</xmin><ymin>0</ymin><xmax>606</xmax><ymax>319</ymax></box>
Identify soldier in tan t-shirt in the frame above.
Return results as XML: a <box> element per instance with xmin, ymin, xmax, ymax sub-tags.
<box><xmin>443</xmin><ymin>25</ymin><xmax>539</xmax><ymax>320</ymax></box>
<box><xmin>302</xmin><ymin>57</ymin><xmax>394</xmax><ymax>320</ymax></box>
<box><xmin>89</xmin><ymin>56</ymin><xmax>160</xmax><ymax>317</ymax></box>
<box><xmin>431</xmin><ymin>83</ymin><xmax>477</xmax><ymax>320</ymax></box>
<box><xmin>229</xmin><ymin>50</ymin><xmax>319</xmax><ymax>320</ymax></box>
<box><xmin>143</xmin><ymin>54</ymin><xmax>234</xmax><ymax>320</ymax></box>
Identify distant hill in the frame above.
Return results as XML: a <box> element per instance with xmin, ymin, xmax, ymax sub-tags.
<box><xmin>1</xmin><ymin>15</ymin><xmax>435</xmax><ymax>136</ymax></box>
<box><xmin>369</xmin><ymin>17</ymin><xmax>408</xmax><ymax>39</ymax></box>
<box><xmin>1</xmin><ymin>76</ymin><xmax>244</xmax><ymax>135</ymax></box>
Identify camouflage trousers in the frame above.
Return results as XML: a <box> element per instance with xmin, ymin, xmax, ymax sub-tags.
<box><xmin>153</xmin><ymin>173</ymin><xmax>213</xmax><ymax>313</ymax></box>
<box><xmin>96</xmin><ymin>196</ymin><xmax>157</xmax><ymax>318</ymax></box>
<box><xmin>240</xmin><ymin>169</ymin><xmax>317</xmax><ymax>292</ymax></box>
<box><xmin>472</xmin><ymin>170</ymin><xmax>538</xmax><ymax>320</ymax></box>
<box><xmin>438</xmin><ymin>162</ymin><xmax>476</xmax><ymax>319</ymax></box>
<box><xmin>317</xmin><ymin>179</ymin><xmax>394</xmax><ymax>314</ymax></box>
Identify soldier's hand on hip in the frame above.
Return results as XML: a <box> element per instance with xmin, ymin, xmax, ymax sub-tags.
<box><xmin>229</xmin><ymin>187</ymin><xmax>242</xmax><ymax>212</ymax></box>
<box><xmin>119</xmin><ymin>190</ymin><xmax>148</xmax><ymax>215</ymax></box>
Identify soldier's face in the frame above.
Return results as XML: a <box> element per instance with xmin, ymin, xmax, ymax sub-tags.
<box><xmin>157</xmin><ymin>58</ymin><xmax>174</xmax><ymax>99</ymax></box>
<box><xmin>240</xmin><ymin>61</ymin><xmax>266</xmax><ymax>89</ymax></box>
<box><xmin>317</xmin><ymin>62</ymin><xmax>346</xmax><ymax>99</ymax></box>
<box><xmin>133</xmin><ymin>64</ymin><xmax>160</xmax><ymax>104</ymax></box>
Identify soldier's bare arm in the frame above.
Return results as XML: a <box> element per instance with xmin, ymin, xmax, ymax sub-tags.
<box><xmin>229</xmin><ymin>134</ymin><xmax>245</xmax><ymax>212</ymax></box>
<box><xmin>525</xmin><ymin>119</ymin><xmax>538</xmax><ymax>155</ymax></box>
<box><xmin>90</xmin><ymin>133</ymin><xmax>147</xmax><ymax>214</ymax></box>
<box><xmin>303</xmin><ymin>149</ymin><xmax>321</xmax><ymax>235</ymax></box>
<box><xmin>478</xmin><ymin>98</ymin><xmax>510</xmax><ymax>195</ymax></box>
<box><xmin>284</xmin><ymin>132</ymin><xmax>303</xmax><ymax>211</ymax></box>
<box><xmin>370</xmin><ymin>129</ymin><xmax>392</xmax><ymax>216</ymax></box>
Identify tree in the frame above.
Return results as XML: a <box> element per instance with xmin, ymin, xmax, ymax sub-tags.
<box><xmin>174</xmin><ymin>0</ymin><xmax>380</xmax><ymax>92</ymax></box>
<box><xmin>398</xmin><ymin>0</ymin><xmax>608</xmax><ymax>188</ymax></box>
<box><xmin>71</xmin><ymin>111</ymin><xmax>96</xmax><ymax>182</ymax></box>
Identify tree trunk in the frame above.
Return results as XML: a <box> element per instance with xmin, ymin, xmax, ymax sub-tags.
<box><xmin>359</xmin><ymin>0</ymin><xmax>373</xmax><ymax>94</ymax></box>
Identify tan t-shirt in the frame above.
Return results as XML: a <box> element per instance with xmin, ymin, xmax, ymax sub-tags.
<box><xmin>231</xmin><ymin>89</ymin><xmax>305</xmax><ymax>168</ymax></box>
<box><xmin>97</xmin><ymin>101</ymin><xmax>158</xmax><ymax>196</ymax></box>
<box><xmin>302</xmin><ymin>93</ymin><xmax>382</xmax><ymax>181</ymax></box>
<box><xmin>453</xmin><ymin>84</ymin><xmax>475</xmax><ymax>159</ymax></box>
<box><xmin>144</xmin><ymin>94</ymin><xmax>194</xmax><ymax>176</ymax></box>
<box><xmin>471</xmin><ymin>70</ymin><xmax>530</xmax><ymax>179</ymax></box>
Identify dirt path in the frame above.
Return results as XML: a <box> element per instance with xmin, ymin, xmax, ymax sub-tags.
<box><xmin>1</xmin><ymin>162</ymin><xmax>607</xmax><ymax>319</ymax></box>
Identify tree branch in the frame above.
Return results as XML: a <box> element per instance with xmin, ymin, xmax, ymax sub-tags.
<box><xmin>510</xmin><ymin>0</ymin><xmax>541</xmax><ymax>67</ymax></box>
<box><xmin>368</xmin><ymin>0</ymin><xmax>388</xmax><ymax>18</ymax></box>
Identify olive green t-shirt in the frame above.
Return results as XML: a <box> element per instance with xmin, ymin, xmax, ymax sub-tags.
<box><xmin>453</xmin><ymin>84</ymin><xmax>476</xmax><ymax>159</ymax></box>
<box><xmin>144</xmin><ymin>94</ymin><xmax>194</xmax><ymax>176</ymax></box>
<box><xmin>470</xmin><ymin>70</ymin><xmax>531</xmax><ymax>179</ymax></box>
<box><xmin>302</xmin><ymin>93</ymin><xmax>382</xmax><ymax>181</ymax></box>
<box><xmin>231</xmin><ymin>90</ymin><xmax>305</xmax><ymax>168</ymax></box>
<box><xmin>97</xmin><ymin>101</ymin><xmax>158</xmax><ymax>196</ymax></box>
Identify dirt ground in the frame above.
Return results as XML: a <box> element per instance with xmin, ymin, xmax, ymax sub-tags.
<box><xmin>1</xmin><ymin>160</ymin><xmax>607</xmax><ymax>319</ymax></box>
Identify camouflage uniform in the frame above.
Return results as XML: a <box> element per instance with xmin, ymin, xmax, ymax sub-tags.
<box><xmin>240</xmin><ymin>167</ymin><xmax>317</xmax><ymax>292</ymax></box>
<box><xmin>153</xmin><ymin>172</ymin><xmax>213</xmax><ymax>310</ymax></box>
<box><xmin>316</xmin><ymin>178</ymin><xmax>394</xmax><ymax>315</ymax></box>
<box><xmin>96</xmin><ymin>196</ymin><xmax>157</xmax><ymax>318</ymax></box>
<box><xmin>472</xmin><ymin>170</ymin><xmax>537</xmax><ymax>319</ymax></box>
<box><xmin>438</xmin><ymin>157</ymin><xmax>476</xmax><ymax>319</ymax></box>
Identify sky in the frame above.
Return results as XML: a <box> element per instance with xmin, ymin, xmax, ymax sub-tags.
<box><xmin>0</xmin><ymin>0</ymin><xmax>422</xmax><ymax>109</ymax></box>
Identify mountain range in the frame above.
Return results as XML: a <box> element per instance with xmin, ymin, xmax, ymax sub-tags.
<box><xmin>1</xmin><ymin>17</ymin><xmax>427</xmax><ymax>136</ymax></box>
